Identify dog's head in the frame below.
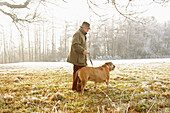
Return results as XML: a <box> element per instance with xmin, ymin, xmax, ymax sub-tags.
<box><xmin>105</xmin><ymin>62</ymin><xmax>115</xmax><ymax>71</ymax></box>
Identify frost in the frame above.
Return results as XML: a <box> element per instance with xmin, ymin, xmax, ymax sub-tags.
<box><xmin>0</xmin><ymin>59</ymin><xmax>169</xmax><ymax>112</ymax></box>
<box><xmin>3</xmin><ymin>94</ymin><xmax>13</xmax><ymax>100</ymax></box>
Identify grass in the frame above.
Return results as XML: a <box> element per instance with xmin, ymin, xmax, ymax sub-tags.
<box><xmin>0</xmin><ymin>62</ymin><xmax>169</xmax><ymax>113</ymax></box>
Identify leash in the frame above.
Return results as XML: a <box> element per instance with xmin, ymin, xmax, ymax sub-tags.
<box><xmin>88</xmin><ymin>53</ymin><xmax>93</xmax><ymax>66</ymax></box>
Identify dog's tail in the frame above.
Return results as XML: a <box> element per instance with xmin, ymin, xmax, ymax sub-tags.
<box><xmin>73</xmin><ymin>71</ymin><xmax>78</xmax><ymax>90</ymax></box>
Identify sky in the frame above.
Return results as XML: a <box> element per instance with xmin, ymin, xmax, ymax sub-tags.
<box><xmin>51</xmin><ymin>0</ymin><xmax>170</xmax><ymax>23</ymax></box>
<box><xmin>144</xmin><ymin>3</ymin><xmax>170</xmax><ymax>23</ymax></box>
<box><xmin>1</xmin><ymin>0</ymin><xmax>170</xmax><ymax>27</ymax></box>
<box><xmin>0</xmin><ymin>0</ymin><xmax>170</xmax><ymax>40</ymax></box>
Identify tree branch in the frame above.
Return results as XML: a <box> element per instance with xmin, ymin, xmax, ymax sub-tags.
<box><xmin>87</xmin><ymin>0</ymin><xmax>102</xmax><ymax>17</ymax></box>
<box><xmin>0</xmin><ymin>0</ymin><xmax>44</xmax><ymax>23</ymax></box>
<box><xmin>112</xmin><ymin>0</ymin><xmax>145</xmax><ymax>24</ymax></box>
<box><xmin>0</xmin><ymin>0</ymin><xmax>31</xmax><ymax>9</ymax></box>
<box><xmin>0</xmin><ymin>8</ymin><xmax>43</xmax><ymax>23</ymax></box>
<box><xmin>153</xmin><ymin>0</ymin><xmax>169</xmax><ymax>5</ymax></box>
<box><xmin>0</xmin><ymin>9</ymin><xmax>16</xmax><ymax>21</ymax></box>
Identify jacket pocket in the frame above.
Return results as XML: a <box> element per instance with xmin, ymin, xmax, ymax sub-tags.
<box><xmin>78</xmin><ymin>54</ymin><xmax>85</xmax><ymax>64</ymax></box>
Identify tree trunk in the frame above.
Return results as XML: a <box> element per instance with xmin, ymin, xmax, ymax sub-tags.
<box><xmin>3</xmin><ymin>33</ymin><xmax>7</xmax><ymax>63</ymax></box>
<box><xmin>28</xmin><ymin>24</ymin><xmax>31</xmax><ymax>61</ymax></box>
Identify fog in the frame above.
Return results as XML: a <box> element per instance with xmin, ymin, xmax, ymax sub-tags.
<box><xmin>0</xmin><ymin>0</ymin><xmax>170</xmax><ymax>64</ymax></box>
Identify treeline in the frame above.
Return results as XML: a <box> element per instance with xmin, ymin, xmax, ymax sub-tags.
<box><xmin>88</xmin><ymin>18</ymin><xmax>170</xmax><ymax>60</ymax></box>
<box><xmin>0</xmin><ymin>17</ymin><xmax>170</xmax><ymax>64</ymax></box>
<box><xmin>0</xmin><ymin>22</ymin><xmax>57</xmax><ymax>63</ymax></box>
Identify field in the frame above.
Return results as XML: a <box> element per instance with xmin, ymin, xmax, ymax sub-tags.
<box><xmin>0</xmin><ymin>61</ymin><xmax>169</xmax><ymax>113</ymax></box>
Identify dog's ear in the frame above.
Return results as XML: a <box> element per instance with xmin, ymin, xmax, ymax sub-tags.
<box><xmin>105</xmin><ymin>62</ymin><xmax>112</xmax><ymax>66</ymax></box>
<box><xmin>105</xmin><ymin>62</ymin><xmax>109</xmax><ymax>65</ymax></box>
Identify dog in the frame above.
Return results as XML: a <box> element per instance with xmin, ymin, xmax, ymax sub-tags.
<box><xmin>73</xmin><ymin>62</ymin><xmax>115</xmax><ymax>94</ymax></box>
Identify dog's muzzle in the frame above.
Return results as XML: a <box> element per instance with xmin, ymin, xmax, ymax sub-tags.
<box><xmin>112</xmin><ymin>65</ymin><xmax>115</xmax><ymax>70</ymax></box>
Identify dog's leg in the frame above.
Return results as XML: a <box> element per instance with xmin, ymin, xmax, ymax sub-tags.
<box><xmin>81</xmin><ymin>80</ymin><xmax>87</xmax><ymax>94</ymax></box>
<box><xmin>106</xmin><ymin>78</ymin><xmax>109</xmax><ymax>88</ymax></box>
<box><xmin>94</xmin><ymin>82</ymin><xmax>97</xmax><ymax>89</ymax></box>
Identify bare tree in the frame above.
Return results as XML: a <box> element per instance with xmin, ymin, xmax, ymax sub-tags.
<box><xmin>51</xmin><ymin>21</ymin><xmax>56</xmax><ymax>61</ymax></box>
<box><xmin>27</xmin><ymin>24</ymin><xmax>31</xmax><ymax>61</ymax></box>
<box><xmin>2</xmin><ymin>31</ymin><xmax>7</xmax><ymax>63</ymax></box>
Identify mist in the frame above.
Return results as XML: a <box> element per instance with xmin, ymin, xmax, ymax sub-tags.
<box><xmin>0</xmin><ymin>0</ymin><xmax>170</xmax><ymax>64</ymax></box>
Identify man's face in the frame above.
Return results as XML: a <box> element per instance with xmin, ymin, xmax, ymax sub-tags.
<box><xmin>83</xmin><ymin>28</ymin><xmax>90</xmax><ymax>33</ymax></box>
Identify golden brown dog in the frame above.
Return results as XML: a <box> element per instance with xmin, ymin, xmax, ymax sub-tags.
<box><xmin>73</xmin><ymin>62</ymin><xmax>115</xmax><ymax>94</ymax></box>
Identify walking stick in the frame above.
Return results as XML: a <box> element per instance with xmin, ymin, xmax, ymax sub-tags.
<box><xmin>88</xmin><ymin>53</ymin><xmax>93</xmax><ymax>66</ymax></box>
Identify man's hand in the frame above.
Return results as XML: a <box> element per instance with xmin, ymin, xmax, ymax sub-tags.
<box><xmin>83</xmin><ymin>50</ymin><xmax>89</xmax><ymax>55</ymax></box>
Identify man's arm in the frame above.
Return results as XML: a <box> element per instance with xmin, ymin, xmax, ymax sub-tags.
<box><xmin>72</xmin><ymin>33</ymin><xmax>85</xmax><ymax>54</ymax></box>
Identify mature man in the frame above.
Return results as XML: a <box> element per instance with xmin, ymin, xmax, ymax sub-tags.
<box><xmin>67</xmin><ymin>21</ymin><xmax>90</xmax><ymax>91</ymax></box>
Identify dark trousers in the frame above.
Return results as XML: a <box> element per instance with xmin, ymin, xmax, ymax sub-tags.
<box><xmin>72</xmin><ymin>65</ymin><xmax>85</xmax><ymax>90</ymax></box>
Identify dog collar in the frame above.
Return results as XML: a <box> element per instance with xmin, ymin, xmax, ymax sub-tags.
<box><xmin>105</xmin><ymin>66</ymin><xmax>110</xmax><ymax>71</ymax></box>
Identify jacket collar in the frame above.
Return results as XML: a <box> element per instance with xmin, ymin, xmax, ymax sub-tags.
<box><xmin>79</xmin><ymin>28</ymin><xmax>87</xmax><ymax>35</ymax></box>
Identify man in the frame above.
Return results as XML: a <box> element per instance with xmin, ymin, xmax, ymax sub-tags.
<box><xmin>67</xmin><ymin>21</ymin><xmax>90</xmax><ymax>91</ymax></box>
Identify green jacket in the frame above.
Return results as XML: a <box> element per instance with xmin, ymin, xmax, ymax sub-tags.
<box><xmin>67</xmin><ymin>28</ymin><xmax>87</xmax><ymax>66</ymax></box>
